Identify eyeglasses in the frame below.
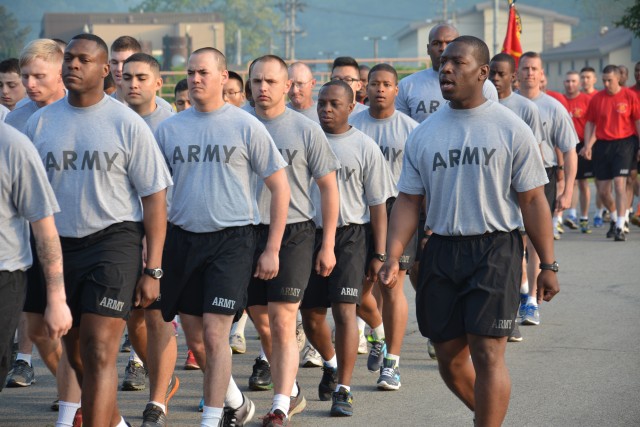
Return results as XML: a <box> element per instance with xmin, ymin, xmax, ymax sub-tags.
<box><xmin>331</xmin><ymin>76</ymin><xmax>360</xmax><ymax>84</ymax></box>
<box><xmin>223</xmin><ymin>91</ymin><xmax>243</xmax><ymax>97</ymax></box>
<box><xmin>292</xmin><ymin>80</ymin><xmax>312</xmax><ymax>89</ymax></box>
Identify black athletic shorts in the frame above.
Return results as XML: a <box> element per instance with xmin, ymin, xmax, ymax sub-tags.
<box><xmin>592</xmin><ymin>137</ymin><xmax>637</xmax><ymax>180</ymax></box>
<box><xmin>416</xmin><ymin>230</ymin><xmax>523</xmax><ymax>343</ymax></box>
<box><xmin>366</xmin><ymin>198</ymin><xmax>417</xmax><ymax>271</ymax></box>
<box><xmin>0</xmin><ymin>270</ymin><xmax>26</xmax><ymax>391</ymax></box>
<box><xmin>301</xmin><ymin>224</ymin><xmax>367</xmax><ymax>309</ymax></box>
<box><xmin>160</xmin><ymin>225</ymin><xmax>256</xmax><ymax>321</ymax></box>
<box><xmin>544</xmin><ymin>167</ymin><xmax>557</xmax><ymax>213</ymax></box>
<box><xmin>60</xmin><ymin>222</ymin><xmax>143</xmax><ymax>328</ymax></box>
<box><xmin>23</xmin><ymin>232</ymin><xmax>46</xmax><ymax>314</ymax></box>
<box><xmin>632</xmin><ymin>136</ymin><xmax>640</xmax><ymax>173</ymax></box>
<box><xmin>247</xmin><ymin>220</ymin><xmax>315</xmax><ymax>306</ymax></box>
<box><xmin>576</xmin><ymin>142</ymin><xmax>594</xmax><ymax>180</ymax></box>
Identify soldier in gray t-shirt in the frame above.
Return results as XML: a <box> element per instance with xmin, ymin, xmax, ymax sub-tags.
<box><xmin>301</xmin><ymin>81</ymin><xmax>395</xmax><ymax>417</ymax></box>
<box><xmin>155</xmin><ymin>47</ymin><xmax>290</xmax><ymax>426</ymax></box>
<box><xmin>395</xmin><ymin>23</ymin><xmax>498</xmax><ymax>123</ymax></box>
<box><xmin>26</xmin><ymin>34</ymin><xmax>172</xmax><ymax>426</ymax></box>
<box><xmin>380</xmin><ymin>36</ymin><xmax>559</xmax><ymax>426</ymax></box>
<box><xmin>246</xmin><ymin>56</ymin><xmax>341</xmax><ymax>422</ymax></box>
<box><xmin>0</xmin><ymin>103</ymin><xmax>8</xmax><ymax>121</ymax></box>
<box><xmin>0</xmin><ymin>122</ymin><xmax>72</xmax><ymax>392</ymax></box>
<box><xmin>330</xmin><ymin>56</ymin><xmax>370</xmax><ymax>123</ymax></box>
<box><xmin>287</xmin><ymin>62</ymin><xmax>320</xmax><ymax>122</ymax></box>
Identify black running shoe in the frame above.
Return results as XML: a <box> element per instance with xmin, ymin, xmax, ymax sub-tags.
<box><xmin>248</xmin><ymin>358</ymin><xmax>273</xmax><ymax>391</ymax></box>
<box><xmin>318</xmin><ymin>365</ymin><xmax>338</xmax><ymax>401</ymax></box>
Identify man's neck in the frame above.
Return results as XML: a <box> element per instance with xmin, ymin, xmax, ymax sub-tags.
<box><xmin>497</xmin><ymin>89</ymin><xmax>512</xmax><ymax>100</ymax></box>
<box><xmin>257</xmin><ymin>102</ymin><xmax>286</xmax><ymax>119</ymax></box>
<box><xmin>582</xmin><ymin>88</ymin><xmax>596</xmax><ymax>94</ymax></box>
<box><xmin>519</xmin><ymin>86</ymin><xmax>541</xmax><ymax>100</ymax></box>
<box><xmin>35</xmin><ymin>87</ymin><xmax>66</xmax><ymax>108</ymax></box>
<box><xmin>564</xmin><ymin>91</ymin><xmax>580</xmax><ymax>100</ymax></box>
<box><xmin>292</xmin><ymin>99</ymin><xmax>313</xmax><ymax>110</ymax></box>
<box><xmin>131</xmin><ymin>101</ymin><xmax>157</xmax><ymax>117</ymax></box>
<box><xmin>368</xmin><ymin>105</ymin><xmax>394</xmax><ymax>119</ymax></box>
<box><xmin>606</xmin><ymin>87</ymin><xmax>622</xmax><ymax>96</ymax></box>
<box><xmin>194</xmin><ymin>98</ymin><xmax>225</xmax><ymax>113</ymax></box>
<box><xmin>67</xmin><ymin>89</ymin><xmax>104</xmax><ymax>108</ymax></box>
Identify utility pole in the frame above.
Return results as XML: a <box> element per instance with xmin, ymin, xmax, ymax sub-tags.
<box><xmin>363</xmin><ymin>36</ymin><xmax>387</xmax><ymax>60</ymax></box>
<box><xmin>493</xmin><ymin>0</ymin><xmax>499</xmax><ymax>56</ymax></box>
<box><xmin>279</xmin><ymin>0</ymin><xmax>305</xmax><ymax>61</ymax></box>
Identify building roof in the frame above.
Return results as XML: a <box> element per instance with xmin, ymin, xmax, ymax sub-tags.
<box><xmin>393</xmin><ymin>3</ymin><xmax>578</xmax><ymax>40</ymax></box>
<box><xmin>541</xmin><ymin>27</ymin><xmax>633</xmax><ymax>60</ymax></box>
<box><xmin>42</xmin><ymin>12</ymin><xmax>222</xmax><ymax>27</ymax></box>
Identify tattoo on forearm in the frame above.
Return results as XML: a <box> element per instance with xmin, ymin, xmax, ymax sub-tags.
<box><xmin>36</xmin><ymin>236</ymin><xmax>64</xmax><ymax>292</ymax></box>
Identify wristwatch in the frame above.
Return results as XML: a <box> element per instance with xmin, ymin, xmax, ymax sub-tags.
<box><xmin>373</xmin><ymin>253</ymin><xmax>387</xmax><ymax>262</ymax></box>
<box><xmin>539</xmin><ymin>261</ymin><xmax>559</xmax><ymax>273</ymax></box>
<box><xmin>144</xmin><ymin>267</ymin><xmax>164</xmax><ymax>279</ymax></box>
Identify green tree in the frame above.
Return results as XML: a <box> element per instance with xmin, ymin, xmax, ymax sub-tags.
<box><xmin>615</xmin><ymin>0</ymin><xmax>640</xmax><ymax>37</ymax></box>
<box><xmin>0</xmin><ymin>6</ymin><xmax>31</xmax><ymax>60</ymax></box>
<box><xmin>132</xmin><ymin>0</ymin><xmax>281</xmax><ymax>64</ymax></box>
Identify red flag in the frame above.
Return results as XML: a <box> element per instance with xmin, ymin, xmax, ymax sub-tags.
<box><xmin>502</xmin><ymin>0</ymin><xmax>523</xmax><ymax>67</ymax></box>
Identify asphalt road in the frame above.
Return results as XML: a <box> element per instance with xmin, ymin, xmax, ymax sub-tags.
<box><xmin>1</xmin><ymin>220</ymin><xmax>639</xmax><ymax>426</ymax></box>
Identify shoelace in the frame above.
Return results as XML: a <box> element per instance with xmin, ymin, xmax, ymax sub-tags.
<box><xmin>380</xmin><ymin>367</ymin><xmax>397</xmax><ymax>378</ymax></box>
<box><xmin>223</xmin><ymin>406</ymin><xmax>240</xmax><ymax>427</ymax></box>
<box><xmin>143</xmin><ymin>406</ymin><xmax>163</xmax><ymax>422</ymax></box>
<box><xmin>370</xmin><ymin>341</ymin><xmax>384</xmax><ymax>357</ymax></box>
<box><xmin>13</xmin><ymin>361</ymin><xmax>30</xmax><ymax>377</ymax></box>
<box><xmin>263</xmin><ymin>411</ymin><xmax>286</xmax><ymax>425</ymax></box>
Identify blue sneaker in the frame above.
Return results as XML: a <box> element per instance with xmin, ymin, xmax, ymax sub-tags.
<box><xmin>563</xmin><ymin>216</ymin><xmax>578</xmax><ymax>230</ymax></box>
<box><xmin>593</xmin><ymin>216</ymin><xmax>604</xmax><ymax>228</ymax></box>
<box><xmin>198</xmin><ymin>397</ymin><xmax>204</xmax><ymax>412</ymax></box>
<box><xmin>521</xmin><ymin>304</ymin><xmax>540</xmax><ymax>326</ymax></box>
<box><xmin>330</xmin><ymin>387</ymin><xmax>353</xmax><ymax>417</ymax></box>
<box><xmin>518</xmin><ymin>294</ymin><xmax>528</xmax><ymax>320</ymax></box>
<box><xmin>367</xmin><ymin>336</ymin><xmax>387</xmax><ymax>373</ymax></box>
<box><xmin>377</xmin><ymin>358</ymin><xmax>401</xmax><ymax>390</ymax></box>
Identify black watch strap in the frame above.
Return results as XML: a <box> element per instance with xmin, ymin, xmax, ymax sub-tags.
<box><xmin>539</xmin><ymin>261</ymin><xmax>559</xmax><ymax>272</ymax></box>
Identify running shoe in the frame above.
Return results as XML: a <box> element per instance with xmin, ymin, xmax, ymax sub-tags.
<box><xmin>5</xmin><ymin>359</ymin><xmax>35</xmax><ymax>387</ymax></box>
<box><xmin>249</xmin><ymin>358</ymin><xmax>273</xmax><ymax>390</ymax></box>
<box><xmin>563</xmin><ymin>216</ymin><xmax>578</xmax><ymax>230</ymax></box>
<box><xmin>593</xmin><ymin>216</ymin><xmax>604</xmax><ymax>228</ymax></box>
<box><xmin>318</xmin><ymin>365</ymin><xmax>338</xmax><ymax>401</ymax></box>
<box><xmin>184</xmin><ymin>350</ymin><xmax>200</xmax><ymax>370</ymax></box>
<box><xmin>377</xmin><ymin>358</ymin><xmax>401</xmax><ymax>390</ymax></box>
<box><xmin>230</xmin><ymin>333</ymin><xmax>246</xmax><ymax>354</ymax></box>
<box><xmin>198</xmin><ymin>397</ymin><xmax>204</xmax><ymax>412</ymax></box>
<box><xmin>223</xmin><ymin>394</ymin><xmax>255</xmax><ymax>427</ymax></box>
<box><xmin>521</xmin><ymin>304</ymin><xmax>540</xmax><ymax>326</ymax></box>
<box><xmin>624</xmin><ymin>221</ymin><xmax>630</xmax><ymax>234</ymax></box>
<box><xmin>288</xmin><ymin>381</ymin><xmax>307</xmax><ymax>419</ymax></box>
<box><xmin>262</xmin><ymin>409</ymin><xmax>288</xmax><ymax>426</ymax></box>
<box><xmin>427</xmin><ymin>339</ymin><xmax>437</xmax><ymax>360</ymax></box>
<box><xmin>518</xmin><ymin>293</ymin><xmax>528</xmax><ymax>320</ymax></box>
<box><xmin>120</xmin><ymin>333</ymin><xmax>131</xmax><ymax>353</ymax></box>
<box><xmin>165</xmin><ymin>374</ymin><xmax>179</xmax><ymax>407</ymax></box>
<box><xmin>357</xmin><ymin>329</ymin><xmax>368</xmax><ymax>354</ymax></box>
<box><xmin>615</xmin><ymin>227</ymin><xmax>627</xmax><ymax>242</ymax></box>
<box><xmin>367</xmin><ymin>336</ymin><xmax>387</xmax><ymax>373</ymax></box>
<box><xmin>121</xmin><ymin>360</ymin><xmax>147</xmax><ymax>391</ymax></box>
<box><xmin>606</xmin><ymin>221</ymin><xmax>616</xmax><ymax>238</ymax></box>
<box><xmin>296</xmin><ymin>320</ymin><xmax>306</xmax><ymax>352</ymax></box>
<box><xmin>579</xmin><ymin>219</ymin><xmax>592</xmax><ymax>234</ymax></box>
<box><xmin>508</xmin><ymin>324</ymin><xmax>523</xmax><ymax>342</ymax></box>
<box><xmin>556</xmin><ymin>223</ymin><xmax>564</xmax><ymax>234</ymax></box>
<box><xmin>141</xmin><ymin>403</ymin><xmax>166</xmax><ymax>427</ymax></box>
<box><xmin>72</xmin><ymin>408</ymin><xmax>82</xmax><ymax>427</ymax></box>
<box><xmin>553</xmin><ymin>230</ymin><xmax>561</xmax><ymax>241</ymax></box>
<box><xmin>603</xmin><ymin>209</ymin><xmax>611</xmax><ymax>222</ymax></box>
<box><xmin>301</xmin><ymin>344</ymin><xmax>322</xmax><ymax>368</ymax></box>
<box><xmin>631</xmin><ymin>215</ymin><xmax>640</xmax><ymax>227</ymax></box>
<box><xmin>51</xmin><ymin>399</ymin><xmax>59</xmax><ymax>411</ymax></box>
<box><xmin>330</xmin><ymin>387</ymin><xmax>353</xmax><ymax>417</ymax></box>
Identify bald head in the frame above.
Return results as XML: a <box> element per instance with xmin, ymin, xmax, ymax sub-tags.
<box><xmin>191</xmin><ymin>47</ymin><xmax>227</xmax><ymax>71</ymax></box>
<box><xmin>288</xmin><ymin>61</ymin><xmax>316</xmax><ymax>110</ymax></box>
<box><xmin>428</xmin><ymin>23</ymin><xmax>459</xmax><ymax>71</ymax></box>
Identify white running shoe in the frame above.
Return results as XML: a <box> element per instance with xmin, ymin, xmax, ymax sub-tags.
<box><xmin>301</xmin><ymin>343</ymin><xmax>322</xmax><ymax>367</ymax></box>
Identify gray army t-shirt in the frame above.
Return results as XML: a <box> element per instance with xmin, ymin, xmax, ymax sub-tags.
<box><xmin>0</xmin><ymin>104</ymin><xmax>10</xmax><ymax>122</ymax></box>
<box><xmin>155</xmin><ymin>103</ymin><xmax>288</xmax><ymax>233</ymax></box>
<box><xmin>396</xmin><ymin>68</ymin><xmax>499</xmax><ymax>123</ymax></box>
<box><xmin>142</xmin><ymin>104</ymin><xmax>175</xmax><ymax>133</ymax></box>
<box><xmin>350</xmin><ymin>109</ymin><xmax>419</xmax><ymax>187</ymax></box>
<box><xmin>286</xmin><ymin>101</ymin><xmax>320</xmax><ymax>123</ymax></box>
<box><xmin>25</xmin><ymin>95</ymin><xmax>173</xmax><ymax>238</ymax></box>
<box><xmin>251</xmin><ymin>108</ymin><xmax>340</xmax><ymax>224</ymax></box>
<box><xmin>5</xmin><ymin>100</ymin><xmax>39</xmax><ymax>133</ymax></box>
<box><xmin>398</xmin><ymin>100</ymin><xmax>548</xmax><ymax>236</ymax></box>
<box><xmin>312</xmin><ymin>126</ymin><xmax>395</xmax><ymax>228</ymax></box>
<box><xmin>499</xmin><ymin>93</ymin><xmax>545</xmax><ymax>146</ymax></box>
<box><xmin>526</xmin><ymin>92</ymin><xmax>578</xmax><ymax>167</ymax></box>
<box><xmin>0</xmin><ymin>122</ymin><xmax>60</xmax><ymax>271</ymax></box>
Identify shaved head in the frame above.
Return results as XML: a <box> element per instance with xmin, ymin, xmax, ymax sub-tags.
<box><xmin>429</xmin><ymin>23</ymin><xmax>459</xmax><ymax>42</ymax></box>
<box><xmin>289</xmin><ymin>62</ymin><xmax>313</xmax><ymax>80</ymax></box>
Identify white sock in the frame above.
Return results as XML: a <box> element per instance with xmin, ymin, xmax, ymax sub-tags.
<box><xmin>323</xmin><ymin>354</ymin><xmax>337</xmax><ymax>368</ymax></box>
<box><xmin>597</xmin><ymin>208</ymin><xmax>605</xmax><ymax>218</ymax></box>
<box><xmin>16</xmin><ymin>353</ymin><xmax>32</xmax><ymax>366</ymax></box>
<box><xmin>520</xmin><ymin>280</ymin><xmax>529</xmax><ymax>295</ymax></box>
<box><xmin>56</xmin><ymin>401</ymin><xmax>81</xmax><ymax>427</ymax></box>
<box><xmin>611</xmin><ymin>211</ymin><xmax>618</xmax><ymax>221</ymax></box>
<box><xmin>149</xmin><ymin>401</ymin><xmax>166</xmax><ymax>414</ymax></box>
<box><xmin>385</xmin><ymin>353</ymin><xmax>400</xmax><ymax>366</ymax></box>
<box><xmin>272</xmin><ymin>393</ymin><xmax>290</xmax><ymax>415</ymax></box>
<box><xmin>335</xmin><ymin>383</ymin><xmax>350</xmax><ymax>392</ymax></box>
<box><xmin>552</xmin><ymin>216</ymin><xmax>559</xmax><ymax>228</ymax></box>
<box><xmin>258</xmin><ymin>347</ymin><xmax>268</xmax><ymax>363</ymax></box>
<box><xmin>230</xmin><ymin>312</ymin><xmax>248</xmax><ymax>335</ymax></box>
<box><xmin>116</xmin><ymin>417</ymin><xmax>128</xmax><ymax>427</ymax></box>
<box><xmin>291</xmin><ymin>380</ymin><xmax>299</xmax><ymax>397</ymax></box>
<box><xmin>616</xmin><ymin>216</ymin><xmax>626</xmax><ymax>229</ymax></box>
<box><xmin>625</xmin><ymin>209</ymin><xmax>630</xmax><ymax>221</ymax></box>
<box><xmin>297</xmin><ymin>310</ymin><xmax>302</xmax><ymax>322</ymax></box>
<box><xmin>129</xmin><ymin>350</ymin><xmax>143</xmax><ymax>365</ymax></box>
<box><xmin>372</xmin><ymin>324</ymin><xmax>385</xmax><ymax>341</ymax></box>
<box><xmin>356</xmin><ymin>316</ymin><xmax>366</xmax><ymax>332</ymax></box>
<box><xmin>201</xmin><ymin>406</ymin><xmax>223</xmax><ymax>427</ymax></box>
<box><xmin>527</xmin><ymin>296</ymin><xmax>538</xmax><ymax>307</ymax></box>
<box><xmin>567</xmin><ymin>208</ymin><xmax>577</xmax><ymax>218</ymax></box>
<box><xmin>225</xmin><ymin>375</ymin><xmax>244</xmax><ymax>409</ymax></box>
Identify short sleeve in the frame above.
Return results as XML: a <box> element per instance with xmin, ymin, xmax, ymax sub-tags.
<box><xmin>397</xmin><ymin>130</ymin><xmax>426</xmax><ymax>195</ymax></box>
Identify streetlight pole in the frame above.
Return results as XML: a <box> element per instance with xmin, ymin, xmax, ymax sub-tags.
<box><xmin>363</xmin><ymin>36</ymin><xmax>387</xmax><ymax>60</ymax></box>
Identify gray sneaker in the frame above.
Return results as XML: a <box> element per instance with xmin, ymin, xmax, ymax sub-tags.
<box><xmin>521</xmin><ymin>304</ymin><xmax>540</xmax><ymax>326</ymax></box>
<box><xmin>427</xmin><ymin>339</ymin><xmax>437</xmax><ymax>360</ymax></box>
<box><xmin>377</xmin><ymin>358</ymin><xmax>401</xmax><ymax>390</ymax></box>
<box><xmin>508</xmin><ymin>324</ymin><xmax>523</xmax><ymax>342</ymax></box>
<box><xmin>141</xmin><ymin>403</ymin><xmax>166</xmax><ymax>427</ymax></box>
<box><xmin>6</xmin><ymin>359</ymin><xmax>35</xmax><ymax>387</ymax></box>
<box><xmin>296</xmin><ymin>320</ymin><xmax>306</xmax><ymax>352</ymax></box>
<box><xmin>367</xmin><ymin>337</ymin><xmax>387</xmax><ymax>373</ymax></box>
<box><xmin>223</xmin><ymin>393</ymin><xmax>255</xmax><ymax>427</ymax></box>
<box><xmin>229</xmin><ymin>333</ymin><xmax>246</xmax><ymax>354</ymax></box>
<box><xmin>121</xmin><ymin>360</ymin><xmax>147</xmax><ymax>391</ymax></box>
